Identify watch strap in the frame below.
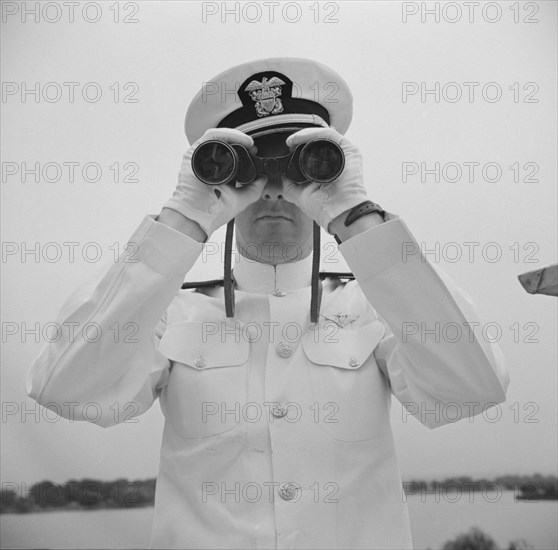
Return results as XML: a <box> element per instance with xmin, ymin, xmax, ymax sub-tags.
<box><xmin>344</xmin><ymin>200</ymin><xmax>386</xmax><ymax>227</ymax></box>
<box><xmin>333</xmin><ymin>201</ymin><xmax>386</xmax><ymax>245</ymax></box>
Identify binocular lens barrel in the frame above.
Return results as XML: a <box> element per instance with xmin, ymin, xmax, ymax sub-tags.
<box><xmin>191</xmin><ymin>138</ymin><xmax>344</xmax><ymax>186</ymax></box>
<box><xmin>299</xmin><ymin>140</ymin><xmax>345</xmax><ymax>183</ymax></box>
<box><xmin>191</xmin><ymin>141</ymin><xmax>237</xmax><ymax>186</ymax></box>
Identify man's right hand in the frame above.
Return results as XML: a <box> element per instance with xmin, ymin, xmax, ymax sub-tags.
<box><xmin>161</xmin><ymin>128</ymin><xmax>266</xmax><ymax>241</ymax></box>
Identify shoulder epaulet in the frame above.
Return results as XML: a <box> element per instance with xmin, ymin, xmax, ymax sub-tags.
<box><xmin>181</xmin><ymin>278</ymin><xmax>224</xmax><ymax>290</ymax></box>
<box><xmin>319</xmin><ymin>272</ymin><xmax>355</xmax><ymax>281</ymax></box>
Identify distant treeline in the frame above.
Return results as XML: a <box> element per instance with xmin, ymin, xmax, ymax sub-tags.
<box><xmin>1</xmin><ymin>478</ymin><xmax>156</xmax><ymax>513</ymax></box>
<box><xmin>1</xmin><ymin>474</ymin><xmax>556</xmax><ymax>513</ymax></box>
<box><xmin>403</xmin><ymin>474</ymin><xmax>557</xmax><ymax>500</ymax></box>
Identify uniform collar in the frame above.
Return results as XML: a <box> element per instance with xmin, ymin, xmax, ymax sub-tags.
<box><xmin>233</xmin><ymin>251</ymin><xmax>313</xmax><ymax>294</ymax></box>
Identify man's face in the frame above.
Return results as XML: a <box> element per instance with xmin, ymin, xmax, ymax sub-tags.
<box><xmin>234</xmin><ymin>131</ymin><xmax>314</xmax><ymax>265</ymax></box>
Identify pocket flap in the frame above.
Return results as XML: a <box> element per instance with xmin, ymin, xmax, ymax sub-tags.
<box><xmin>302</xmin><ymin>320</ymin><xmax>385</xmax><ymax>369</ymax></box>
<box><xmin>159</xmin><ymin>321</ymin><xmax>249</xmax><ymax>370</ymax></box>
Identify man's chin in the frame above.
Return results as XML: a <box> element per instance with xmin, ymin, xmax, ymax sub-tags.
<box><xmin>244</xmin><ymin>227</ymin><xmax>298</xmax><ymax>248</ymax></box>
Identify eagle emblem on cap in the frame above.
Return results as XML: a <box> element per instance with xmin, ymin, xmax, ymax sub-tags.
<box><xmin>244</xmin><ymin>76</ymin><xmax>285</xmax><ymax>117</ymax></box>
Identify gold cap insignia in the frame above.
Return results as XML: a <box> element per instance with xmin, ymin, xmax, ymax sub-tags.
<box><xmin>244</xmin><ymin>76</ymin><xmax>286</xmax><ymax>117</ymax></box>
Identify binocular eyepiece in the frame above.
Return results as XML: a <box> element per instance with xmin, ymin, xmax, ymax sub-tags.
<box><xmin>191</xmin><ymin>138</ymin><xmax>345</xmax><ymax>186</ymax></box>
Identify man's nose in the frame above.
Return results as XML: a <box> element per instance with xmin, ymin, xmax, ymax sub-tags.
<box><xmin>262</xmin><ymin>174</ymin><xmax>284</xmax><ymax>200</ymax></box>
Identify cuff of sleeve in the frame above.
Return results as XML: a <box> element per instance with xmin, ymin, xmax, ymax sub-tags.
<box><xmin>129</xmin><ymin>215</ymin><xmax>203</xmax><ymax>275</ymax></box>
<box><xmin>163</xmin><ymin>199</ymin><xmax>211</xmax><ymax>235</ymax></box>
<box><xmin>339</xmin><ymin>217</ymin><xmax>415</xmax><ymax>280</ymax></box>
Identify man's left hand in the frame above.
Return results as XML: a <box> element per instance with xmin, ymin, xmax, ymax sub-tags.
<box><xmin>282</xmin><ymin>127</ymin><xmax>369</xmax><ymax>234</ymax></box>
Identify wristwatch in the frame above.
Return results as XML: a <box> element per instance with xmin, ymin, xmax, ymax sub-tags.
<box><xmin>334</xmin><ymin>201</ymin><xmax>386</xmax><ymax>244</ymax></box>
<box><xmin>344</xmin><ymin>200</ymin><xmax>386</xmax><ymax>226</ymax></box>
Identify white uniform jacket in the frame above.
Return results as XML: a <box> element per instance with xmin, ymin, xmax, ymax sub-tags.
<box><xmin>27</xmin><ymin>215</ymin><xmax>509</xmax><ymax>549</ymax></box>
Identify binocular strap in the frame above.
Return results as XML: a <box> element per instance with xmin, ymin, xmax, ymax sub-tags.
<box><xmin>224</xmin><ymin>219</ymin><xmax>322</xmax><ymax>323</ymax></box>
<box><xmin>310</xmin><ymin>221</ymin><xmax>323</xmax><ymax>324</ymax></box>
<box><xmin>224</xmin><ymin>219</ymin><xmax>236</xmax><ymax>318</ymax></box>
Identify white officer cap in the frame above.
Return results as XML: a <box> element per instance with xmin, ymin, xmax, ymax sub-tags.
<box><xmin>185</xmin><ymin>57</ymin><xmax>353</xmax><ymax>144</ymax></box>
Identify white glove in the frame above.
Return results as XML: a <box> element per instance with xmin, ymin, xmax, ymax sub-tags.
<box><xmin>282</xmin><ymin>127</ymin><xmax>369</xmax><ymax>233</ymax></box>
<box><xmin>164</xmin><ymin>128</ymin><xmax>266</xmax><ymax>237</ymax></box>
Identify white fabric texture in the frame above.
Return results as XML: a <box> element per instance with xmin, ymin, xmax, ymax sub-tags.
<box><xmin>27</xmin><ymin>215</ymin><xmax>509</xmax><ymax>549</ymax></box>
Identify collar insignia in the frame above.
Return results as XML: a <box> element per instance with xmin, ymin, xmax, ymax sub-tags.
<box><xmin>322</xmin><ymin>312</ymin><xmax>359</xmax><ymax>328</ymax></box>
<box><xmin>244</xmin><ymin>76</ymin><xmax>285</xmax><ymax>117</ymax></box>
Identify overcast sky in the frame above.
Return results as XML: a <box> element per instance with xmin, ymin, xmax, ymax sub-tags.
<box><xmin>1</xmin><ymin>1</ymin><xmax>557</xmax><ymax>486</ymax></box>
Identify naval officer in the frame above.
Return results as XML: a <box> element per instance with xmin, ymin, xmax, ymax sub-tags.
<box><xmin>27</xmin><ymin>57</ymin><xmax>509</xmax><ymax>549</ymax></box>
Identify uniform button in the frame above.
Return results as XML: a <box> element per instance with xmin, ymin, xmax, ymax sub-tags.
<box><xmin>271</xmin><ymin>403</ymin><xmax>288</xmax><ymax>418</ymax></box>
<box><xmin>246</xmin><ymin>325</ymin><xmax>259</xmax><ymax>341</ymax></box>
<box><xmin>274</xmin><ymin>289</ymin><xmax>286</xmax><ymax>297</ymax></box>
<box><xmin>276</xmin><ymin>341</ymin><xmax>292</xmax><ymax>358</ymax></box>
<box><xmin>193</xmin><ymin>356</ymin><xmax>206</xmax><ymax>368</ymax></box>
<box><xmin>278</xmin><ymin>482</ymin><xmax>299</xmax><ymax>501</ymax></box>
<box><xmin>348</xmin><ymin>356</ymin><xmax>360</xmax><ymax>368</ymax></box>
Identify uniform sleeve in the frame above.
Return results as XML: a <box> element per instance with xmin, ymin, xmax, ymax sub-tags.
<box><xmin>339</xmin><ymin>217</ymin><xmax>509</xmax><ymax>429</ymax></box>
<box><xmin>26</xmin><ymin>215</ymin><xmax>203</xmax><ymax>428</ymax></box>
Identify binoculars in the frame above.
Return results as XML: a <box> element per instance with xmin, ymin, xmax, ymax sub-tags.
<box><xmin>191</xmin><ymin>138</ymin><xmax>345</xmax><ymax>186</ymax></box>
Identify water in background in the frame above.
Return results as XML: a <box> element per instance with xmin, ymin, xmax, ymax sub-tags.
<box><xmin>1</xmin><ymin>491</ymin><xmax>556</xmax><ymax>549</ymax></box>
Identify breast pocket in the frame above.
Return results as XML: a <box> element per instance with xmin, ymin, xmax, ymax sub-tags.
<box><xmin>158</xmin><ymin>321</ymin><xmax>249</xmax><ymax>439</ymax></box>
<box><xmin>303</xmin><ymin>320</ymin><xmax>390</xmax><ymax>442</ymax></box>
